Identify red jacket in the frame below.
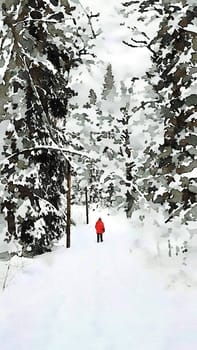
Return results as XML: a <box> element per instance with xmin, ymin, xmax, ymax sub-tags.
<box><xmin>95</xmin><ymin>220</ymin><xmax>105</xmax><ymax>234</ymax></box>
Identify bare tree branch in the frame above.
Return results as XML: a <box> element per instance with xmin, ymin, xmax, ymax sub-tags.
<box><xmin>131</xmin><ymin>37</ymin><xmax>148</xmax><ymax>45</ymax></box>
<box><xmin>122</xmin><ymin>38</ymin><xmax>156</xmax><ymax>56</ymax></box>
<box><xmin>122</xmin><ymin>1</ymin><xmax>139</xmax><ymax>6</ymax></box>
<box><xmin>78</xmin><ymin>2</ymin><xmax>100</xmax><ymax>39</ymax></box>
<box><xmin>122</xmin><ymin>40</ymin><xmax>139</xmax><ymax>48</ymax></box>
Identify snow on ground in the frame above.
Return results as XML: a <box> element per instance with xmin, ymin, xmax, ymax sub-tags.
<box><xmin>0</xmin><ymin>209</ymin><xmax>197</xmax><ymax>350</ymax></box>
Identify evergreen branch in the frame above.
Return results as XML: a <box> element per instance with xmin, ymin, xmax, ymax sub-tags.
<box><xmin>165</xmin><ymin>204</ymin><xmax>185</xmax><ymax>223</ymax></box>
<box><xmin>34</xmin><ymin>194</ymin><xmax>67</xmax><ymax>220</ymax></box>
<box><xmin>0</xmin><ymin>145</ymin><xmax>93</xmax><ymax>168</ymax></box>
<box><xmin>165</xmin><ymin>203</ymin><xmax>197</xmax><ymax>224</ymax></box>
<box><xmin>2</xmin><ymin>12</ymin><xmax>61</xmax><ymax>148</ymax></box>
<box><xmin>182</xmin><ymin>28</ymin><xmax>197</xmax><ymax>36</ymax></box>
<box><xmin>22</xmin><ymin>55</ymin><xmax>61</xmax><ymax>148</ymax></box>
<box><xmin>13</xmin><ymin>18</ymin><xmax>72</xmax><ymax>26</ymax></box>
<box><xmin>0</xmin><ymin>43</ymin><xmax>14</xmax><ymax>84</ymax></box>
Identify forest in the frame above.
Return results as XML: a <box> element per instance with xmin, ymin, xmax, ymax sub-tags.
<box><xmin>0</xmin><ymin>0</ymin><xmax>196</xmax><ymax>256</ymax></box>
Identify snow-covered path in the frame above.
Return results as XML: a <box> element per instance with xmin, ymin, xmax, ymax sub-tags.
<box><xmin>0</xmin><ymin>219</ymin><xmax>197</xmax><ymax>350</ymax></box>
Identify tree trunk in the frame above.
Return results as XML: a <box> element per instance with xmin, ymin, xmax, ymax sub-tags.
<box><xmin>66</xmin><ymin>162</ymin><xmax>71</xmax><ymax>248</ymax></box>
<box><xmin>85</xmin><ymin>186</ymin><xmax>89</xmax><ymax>224</ymax></box>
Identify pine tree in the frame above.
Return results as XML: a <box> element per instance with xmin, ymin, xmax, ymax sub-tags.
<box><xmin>147</xmin><ymin>1</ymin><xmax>197</xmax><ymax>222</ymax></box>
<box><xmin>88</xmin><ymin>89</ymin><xmax>97</xmax><ymax>105</ymax></box>
<box><xmin>101</xmin><ymin>63</ymin><xmax>117</xmax><ymax>101</ymax></box>
<box><xmin>0</xmin><ymin>0</ymin><xmax>96</xmax><ymax>255</ymax></box>
<box><xmin>121</xmin><ymin>0</ymin><xmax>197</xmax><ymax>223</ymax></box>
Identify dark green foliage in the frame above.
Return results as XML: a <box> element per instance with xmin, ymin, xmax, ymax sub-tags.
<box><xmin>0</xmin><ymin>0</ymin><xmax>95</xmax><ymax>254</ymax></box>
<box><xmin>121</xmin><ymin>0</ymin><xmax>197</xmax><ymax>223</ymax></box>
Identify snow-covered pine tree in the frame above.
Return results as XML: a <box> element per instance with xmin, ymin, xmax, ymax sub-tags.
<box><xmin>0</xmin><ymin>0</ymin><xmax>97</xmax><ymax>255</ymax></box>
<box><xmin>119</xmin><ymin>0</ymin><xmax>164</xmax><ymax>216</ymax></box>
<box><xmin>121</xmin><ymin>0</ymin><xmax>197</xmax><ymax>224</ymax></box>
<box><xmin>68</xmin><ymin>64</ymin><xmax>137</xmax><ymax>212</ymax></box>
<box><xmin>101</xmin><ymin>63</ymin><xmax>117</xmax><ymax>101</ymax></box>
<box><xmin>144</xmin><ymin>1</ymin><xmax>197</xmax><ymax>223</ymax></box>
<box><xmin>88</xmin><ymin>88</ymin><xmax>97</xmax><ymax>106</ymax></box>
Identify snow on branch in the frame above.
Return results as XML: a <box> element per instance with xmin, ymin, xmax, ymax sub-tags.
<box><xmin>0</xmin><ymin>145</ymin><xmax>97</xmax><ymax>171</ymax></box>
<box><xmin>165</xmin><ymin>203</ymin><xmax>197</xmax><ymax>224</ymax></box>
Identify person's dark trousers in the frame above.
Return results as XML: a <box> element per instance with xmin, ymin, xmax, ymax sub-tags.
<box><xmin>97</xmin><ymin>234</ymin><xmax>103</xmax><ymax>243</ymax></box>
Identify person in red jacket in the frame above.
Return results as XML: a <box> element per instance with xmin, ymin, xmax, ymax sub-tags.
<box><xmin>95</xmin><ymin>217</ymin><xmax>105</xmax><ymax>243</ymax></box>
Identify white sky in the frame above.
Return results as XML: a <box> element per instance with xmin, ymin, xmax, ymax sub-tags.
<box><xmin>79</xmin><ymin>0</ymin><xmax>152</xmax><ymax>79</ymax></box>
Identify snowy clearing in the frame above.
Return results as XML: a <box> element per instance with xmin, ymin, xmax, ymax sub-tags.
<box><xmin>0</xmin><ymin>212</ymin><xmax>197</xmax><ymax>350</ymax></box>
